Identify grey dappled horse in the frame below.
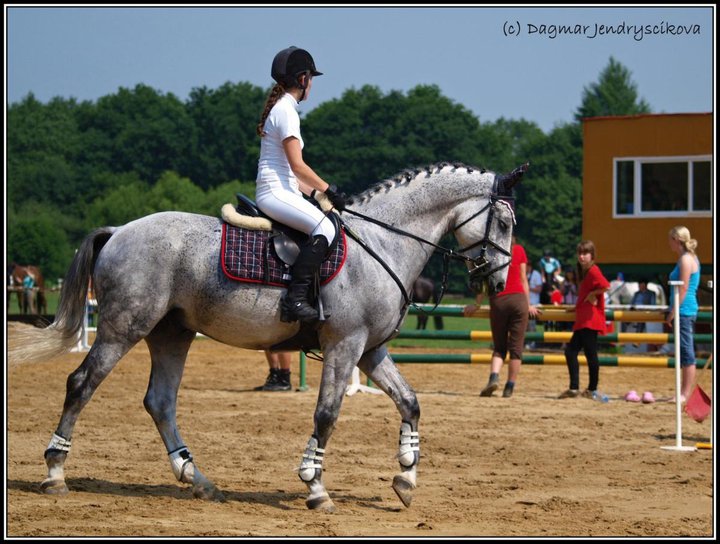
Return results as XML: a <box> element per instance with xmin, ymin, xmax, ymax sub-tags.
<box><xmin>10</xmin><ymin>162</ymin><xmax>526</xmax><ymax>512</ymax></box>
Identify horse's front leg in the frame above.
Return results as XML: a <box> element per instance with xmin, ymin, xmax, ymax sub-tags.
<box><xmin>357</xmin><ymin>346</ymin><xmax>420</xmax><ymax>508</ymax></box>
<box><xmin>298</xmin><ymin>343</ymin><xmax>361</xmax><ymax>513</ymax></box>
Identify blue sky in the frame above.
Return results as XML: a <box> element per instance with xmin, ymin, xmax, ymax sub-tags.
<box><xmin>5</xmin><ymin>5</ymin><xmax>715</xmax><ymax>133</ymax></box>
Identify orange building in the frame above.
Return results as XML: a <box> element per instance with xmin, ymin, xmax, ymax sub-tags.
<box><xmin>582</xmin><ymin>112</ymin><xmax>713</xmax><ymax>279</ymax></box>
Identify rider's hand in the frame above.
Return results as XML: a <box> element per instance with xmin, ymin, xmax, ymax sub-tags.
<box><xmin>325</xmin><ymin>185</ymin><xmax>347</xmax><ymax>211</ymax></box>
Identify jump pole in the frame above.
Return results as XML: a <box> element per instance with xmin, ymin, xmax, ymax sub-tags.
<box><xmin>661</xmin><ymin>281</ymin><xmax>696</xmax><ymax>452</ymax></box>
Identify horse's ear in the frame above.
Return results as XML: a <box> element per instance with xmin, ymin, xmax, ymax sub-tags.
<box><xmin>497</xmin><ymin>162</ymin><xmax>529</xmax><ymax>194</ymax></box>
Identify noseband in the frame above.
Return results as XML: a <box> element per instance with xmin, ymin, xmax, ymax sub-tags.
<box><xmin>454</xmin><ymin>194</ymin><xmax>515</xmax><ymax>285</ymax></box>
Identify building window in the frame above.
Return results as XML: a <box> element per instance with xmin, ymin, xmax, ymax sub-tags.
<box><xmin>693</xmin><ymin>161</ymin><xmax>711</xmax><ymax>211</ymax></box>
<box><xmin>613</xmin><ymin>156</ymin><xmax>713</xmax><ymax>217</ymax></box>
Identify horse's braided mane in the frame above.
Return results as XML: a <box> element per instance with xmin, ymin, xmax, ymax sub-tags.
<box><xmin>346</xmin><ymin>161</ymin><xmax>487</xmax><ymax>205</ymax></box>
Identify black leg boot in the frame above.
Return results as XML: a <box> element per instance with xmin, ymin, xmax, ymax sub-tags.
<box><xmin>275</xmin><ymin>369</ymin><xmax>292</xmax><ymax>391</ymax></box>
<box><xmin>281</xmin><ymin>235</ymin><xmax>329</xmax><ymax>323</ymax></box>
<box><xmin>254</xmin><ymin>368</ymin><xmax>280</xmax><ymax>391</ymax></box>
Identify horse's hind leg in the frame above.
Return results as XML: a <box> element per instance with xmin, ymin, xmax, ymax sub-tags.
<box><xmin>357</xmin><ymin>346</ymin><xmax>420</xmax><ymax>508</ymax></box>
<box><xmin>42</xmin><ymin>339</ymin><xmax>136</xmax><ymax>494</ymax></box>
<box><xmin>143</xmin><ymin>319</ymin><xmax>224</xmax><ymax>502</ymax></box>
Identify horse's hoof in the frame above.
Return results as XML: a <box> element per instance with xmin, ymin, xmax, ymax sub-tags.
<box><xmin>193</xmin><ymin>484</ymin><xmax>225</xmax><ymax>502</ymax></box>
<box><xmin>40</xmin><ymin>479</ymin><xmax>69</xmax><ymax>495</ymax></box>
<box><xmin>306</xmin><ymin>495</ymin><xmax>336</xmax><ymax>513</ymax></box>
<box><xmin>392</xmin><ymin>475</ymin><xmax>415</xmax><ymax>508</ymax></box>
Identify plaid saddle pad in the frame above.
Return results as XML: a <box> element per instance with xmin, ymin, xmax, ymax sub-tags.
<box><xmin>221</xmin><ymin>223</ymin><xmax>347</xmax><ymax>287</ymax></box>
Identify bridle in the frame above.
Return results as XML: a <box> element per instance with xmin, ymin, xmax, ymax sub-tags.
<box><xmin>339</xmin><ymin>172</ymin><xmax>517</xmax><ymax>310</ymax></box>
<box><xmin>454</xmin><ymin>192</ymin><xmax>515</xmax><ymax>288</ymax></box>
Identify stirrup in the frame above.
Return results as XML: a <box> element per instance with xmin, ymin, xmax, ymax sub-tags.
<box><xmin>281</xmin><ymin>299</ymin><xmax>319</xmax><ymax>323</ymax></box>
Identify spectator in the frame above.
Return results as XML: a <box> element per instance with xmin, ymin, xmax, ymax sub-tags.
<box><xmin>631</xmin><ymin>278</ymin><xmax>657</xmax><ymax>309</ymax></box>
<box><xmin>254</xmin><ymin>350</ymin><xmax>294</xmax><ymax>391</ymax></box>
<box><xmin>550</xmin><ymin>280</ymin><xmax>563</xmax><ymax>306</ymax></box>
<box><xmin>539</xmin><ymin>249</ymin><xmax>562</xmax><ymax>291</ymax></box>
<box><xmin>559</xmin><ymin>269</ymin><xmax>578</xmax><ymax>332</ymax></box>
<box><xmin>624</xmin><ymin>278</ymin><xmax>657</xmax><ymax>333</ymax></box>
<box><xmin>561</xmin><ymin>269</ymin><xmax>578</xmax><ymax>305</ymax></box>
<box><xmin>22</xmin><ymin>273</ymin><xmax>36</xmax><ymax>314</ymax></box>
<box><xmin>526</xmin><ymin>261</ymin><xmax>544</xmax><ymax>346</ymax></box>
<box><xmin>666</xmin><ymin>226</ymin><xmax>700</xmax><ymax>403</ymax></box>
<box><xmin>623</xmin><ymin>278</ymin><xmax>659</xmax><ymax>353</ymax></box>
<box><xmin>464</xmin><ymin>237</ymin><xmax>540</xmax><ymax>398</ymax></box>
<box><xmin>545</xmin><ymin>279</ymin><xmax>563</xmax><ymax>332</ymax></box>
<box><xmin>558</xmin><ymin>240</ymin><xmax>610</xmax><ymax>399</ymax></box>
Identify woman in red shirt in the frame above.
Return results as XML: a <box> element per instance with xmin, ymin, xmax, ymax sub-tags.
<box><xmin>558</xmin><ymin>240</ymin><xmax>610</xmax><ymax>399</ymax></box>
<box><xmin>464</xmin><ymin>237</ymin><xmax>540</xmax><ymax>398</ymax></box>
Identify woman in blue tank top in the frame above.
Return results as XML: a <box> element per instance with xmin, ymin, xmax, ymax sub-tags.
<box><xmin>666</xmin><ymin>226</ymin><xmax>701</xmax><ymax>402</ymax></box>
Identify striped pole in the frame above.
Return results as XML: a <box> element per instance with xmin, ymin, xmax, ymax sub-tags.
<box><xmin>390</xmin><ymin>352</ymin><xmax>711</xmax><ymax>369</ymax></box>
<box><xmin>396</xmin><ymin>330</ymin><xmax>712</xmax><ymax>344</ymax></box>
<box><xmin>409</xmin><ymin>304</ymin><xmax>712</xmax><ymax>323</ymax></box>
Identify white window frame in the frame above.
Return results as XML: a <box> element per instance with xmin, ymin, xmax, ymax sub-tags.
<box><xmin>612</xmin><ymin>155</ymin><xmax>713</xmax><ymax>218</ymax></box>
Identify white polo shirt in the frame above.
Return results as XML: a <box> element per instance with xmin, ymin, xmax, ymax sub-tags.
<box><xmin>256</xmin><ymin>93</ymin><xmax>304</xmax><ymax>197</ymax></box>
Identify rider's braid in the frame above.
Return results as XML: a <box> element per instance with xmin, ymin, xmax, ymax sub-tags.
<box><xmin>256</xmin><ymin>83</ymin><xmax>287</xmax><ymax>137</ymax></box>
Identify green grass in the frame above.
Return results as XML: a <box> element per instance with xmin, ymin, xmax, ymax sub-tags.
<box><xmin>8</xmin><ymin>290</ymin><xmax>60</xmax><ymax>315</ymax></box>
<box><xmin>391</xmin><ymin>296</ymin><xmax>489</xmax><ymax>350</ymax></box>
<box><xmin>390</xmin><ymin>314</ymin><xmax>492</xmax><ymax>350</ymax></box>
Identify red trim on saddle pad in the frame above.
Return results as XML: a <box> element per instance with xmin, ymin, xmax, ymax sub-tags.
<box><xmin>221</xmin><ymin>223</ymin><xmax>347</xmax><ymax>287</ymax></box>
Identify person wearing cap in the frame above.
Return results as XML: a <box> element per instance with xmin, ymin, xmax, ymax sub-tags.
<box><xmin>539</xmin><ymin>248</ymin><xmax>562</xmax><ymax>286</ymax></box>
<box><xmin>255</xmin><ymin>46</ymin><xmax>347</xmax><ymax>323</ymax></box>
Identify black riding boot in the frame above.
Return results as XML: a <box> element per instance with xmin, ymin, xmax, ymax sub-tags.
<box><xmin>281</xmin><ymin>235</ymin><xmax>329</xmax><ymax>323</ymax></box>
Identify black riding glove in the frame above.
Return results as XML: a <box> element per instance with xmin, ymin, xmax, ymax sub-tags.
<box><xmin>325</xmin><ymin>185</ymin><xmax>347</xmax><ymax>211</ymax></box>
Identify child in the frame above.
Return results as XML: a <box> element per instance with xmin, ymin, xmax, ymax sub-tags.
<box><xmin>558</xmin><ymin>240</ymin><xmax>610</xmax><ymax>399</ymax></box>
<box><xmin>550</xmin><ymin>280</ymin><xmax>563</xmax><ymax>306</ymax></box>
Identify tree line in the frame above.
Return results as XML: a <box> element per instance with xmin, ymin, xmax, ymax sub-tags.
<box><xmin>7</xmin><ymin>57</ymin><xmax>649</xmax><ymax>291</ymax></box>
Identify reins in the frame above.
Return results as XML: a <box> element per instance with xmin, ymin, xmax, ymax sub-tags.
<box><xmin>340</xmin><ymin>208</ymin><xmax>471</xmax><ymax>313</ymax></box>
<box><xmin>338</xmin><ymin>190</ymin><xmax>513</xmax><ymax>316</ymax></box>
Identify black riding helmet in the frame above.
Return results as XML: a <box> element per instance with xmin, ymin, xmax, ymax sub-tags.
<box><xmin>271</xmin><ymin>46</ymin><xmax>323</xmax><ymax>89</ymax></box>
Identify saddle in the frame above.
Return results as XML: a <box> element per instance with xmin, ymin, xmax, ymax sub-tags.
<box><xmin>221</xmin><ymin>194</ymin><xmax>346</xmax><ymax>287</ymax></box>
<box><xmin>220</xmin><ymin>195</ymin><xmax>347</xmax><ymax>354</ymax></box>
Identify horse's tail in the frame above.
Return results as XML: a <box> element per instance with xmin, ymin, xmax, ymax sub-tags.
<box><xmin>8</xmin><ymin>227</ymin><xmax>115</xmax><ymax>365</ymax></box>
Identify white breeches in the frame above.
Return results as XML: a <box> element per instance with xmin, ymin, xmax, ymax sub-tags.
<box><xmin>256</xmin><ymin>188</ymin><xmax>336</xmax><ymax>244</ymax></box>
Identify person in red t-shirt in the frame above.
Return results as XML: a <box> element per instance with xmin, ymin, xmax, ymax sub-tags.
<box><xmin>550</xmin><ymin>282</ymin><xmax>563</xmax><ymax>306</ymax></box>
<box><xmin>558</xmin><ymin>240</ymin><xmax>610</xmax><ymax>399</ymax></box>
<box><xmin>464</xmin><ymin>237</ymin><xmax>541</xmax><ymax>398</ymax></box>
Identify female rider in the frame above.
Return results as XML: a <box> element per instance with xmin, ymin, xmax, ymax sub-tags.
<box><xmin>255</xmin><ymin>46</ymin><xmax>346</xmax><ymax>322</ymax></box>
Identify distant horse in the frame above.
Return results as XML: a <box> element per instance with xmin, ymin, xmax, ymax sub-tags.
<box><xmin>9</xmin><ymin>162</ymin><xmax>526</xmax><ymax>512</ymax></box>
<box><xmin>412</xmin><ymin>276</ymin><xmax>444</xmax><ymax>330</ymax></box>
<box><xmin>8</xmin><ymin>263</ymin><xmax>47</xmax><ymax>314</ymax></box>
<box><xmin>607</xmin><ymin>280</ymin><xmax>666</xmax><ymax>307</ymax></box>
